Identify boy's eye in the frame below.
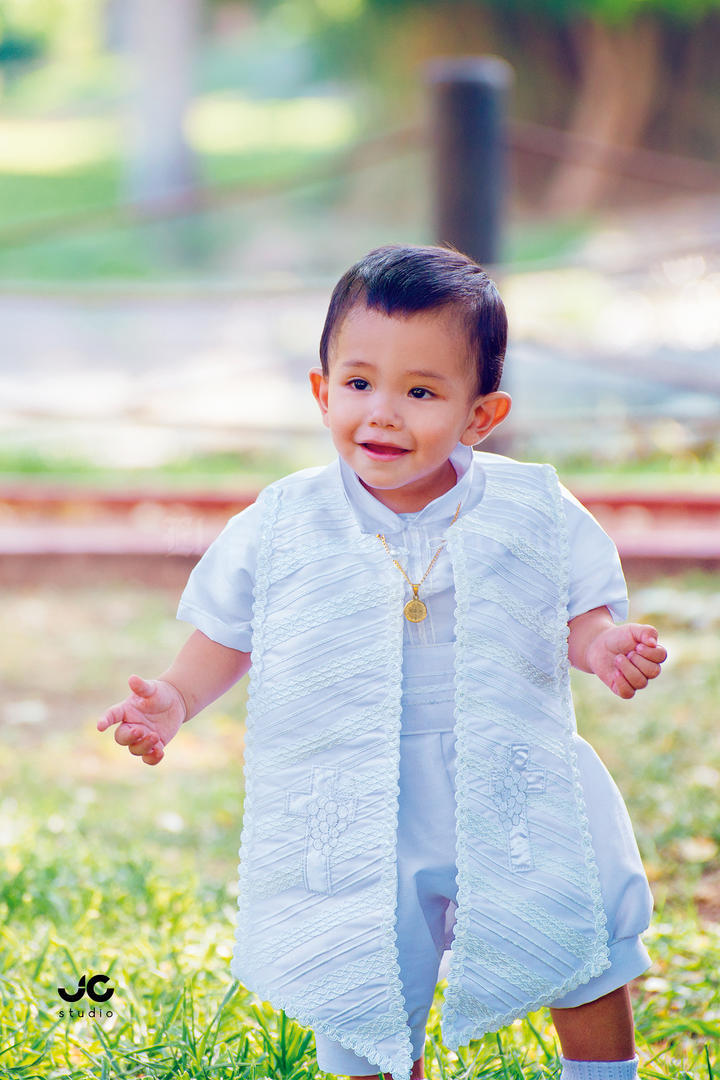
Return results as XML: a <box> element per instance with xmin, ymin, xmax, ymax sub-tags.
<box><xmin>347</xmin><ymin>378</ymin><xmax>370</xmax><ymax>391</ymax></box>
<box><xmin>409</xmin><ymin>387</ymin><xmax>434</xmax><ymax>399</ymax></box>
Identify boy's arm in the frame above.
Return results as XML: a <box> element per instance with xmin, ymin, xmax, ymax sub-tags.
<box><xmin>159</xmin><ymin>629</ymin><xmax>252</xmax><ymax>722</ymax></box>
<box><xmin>98</xmin><ymin>630</ymin><xmax>251</xmax><ymax>765</ymax></box>
<box><xmin>568</xmin><ymin>606</ymin><xmax>667</xmax><ymax>699</ymax></box>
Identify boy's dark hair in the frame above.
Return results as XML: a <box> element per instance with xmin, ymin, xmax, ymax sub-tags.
<box><xmin>319</xmin><ymin>244</ymin><xmax>507</xmax><ymax>396</ymax></box>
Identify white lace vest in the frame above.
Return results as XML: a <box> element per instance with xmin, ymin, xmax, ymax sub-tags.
<box><xmin>230</xmin><ymin>457</ymin><xmax>610</xmax><ymax>1080</ymax></box>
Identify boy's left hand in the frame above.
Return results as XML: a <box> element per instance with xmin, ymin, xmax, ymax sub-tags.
<box><xmin>586</xmin><ymin>623</ymin><xmax>667</xmax><ymax>699</ymax></box>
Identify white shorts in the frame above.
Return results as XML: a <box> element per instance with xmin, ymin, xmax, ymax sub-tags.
<box><xmin>314</xmin><ymin>730</ymin><xmax>652</xmax><ymax>1076</ymax></box>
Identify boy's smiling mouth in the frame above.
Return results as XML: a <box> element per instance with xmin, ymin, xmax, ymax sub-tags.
<box><xmin>360</xmin><ymin>442</ymin><xmax>411</xmax><ymax>459</ymax></box>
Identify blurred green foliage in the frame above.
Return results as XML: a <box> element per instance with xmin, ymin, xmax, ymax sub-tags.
<box><xmin>249</xmin><ymin>0</ymin><xmax>720</xmax><ymax>35</ymax></box>
<box><xmin>0</xmin><ymin>0</ymin><xmax>100</xmax><ymax>64</ymax></box>
<box><xmin>0</xmin><ymin>30</ymin><xmax>42</xmax><ymax>65</ymax></box>
<box><xmin>249</xmin><ymin>0</ymin><xmax>720</xmax><ymax>24</ymax></box>
<box><xmin>357</xmin><ymin>0</ymin><xmax>720</xmax><ymax>22</ymax></box>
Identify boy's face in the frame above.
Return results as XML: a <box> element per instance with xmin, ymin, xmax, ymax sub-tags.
<box><xmin>310</xmin><ymin>304</ymin><xmax>511</xmax><ymax>513</ymax></box>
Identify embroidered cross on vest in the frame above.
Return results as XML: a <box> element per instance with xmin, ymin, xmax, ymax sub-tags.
<box><xmin>286</xmin><ymin>767</ymin><xmax>358</xmax><ymax>894</ymax></box>
<box><xmin>492</xmin><ymin>744</ymin><xmax>547</xmax><ymax>873</ymax></box>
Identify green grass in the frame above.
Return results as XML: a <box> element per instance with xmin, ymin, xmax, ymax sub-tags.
<box><xmin>557</xmin><ymin>447</ymin><xmax>720</xmax><ymax>494</ymax></box>
<box><xmin>0</xmin><ymin>447</ymin><xmax>303</xmax><ymax>492</ymax></box>
<box><xmin>0</xmin><ymin>576</ymin><xmax>718</xmax><ymax>1078</ymax></box>
<box><xmin>504</xmin><ymin>218</ymin><xmax>593</xmax><ymax>269</ymax></box>
<box><xmin>0</xmin><ymin>161</ymin><xmax>121</xmax><ymax>230</ymax></box>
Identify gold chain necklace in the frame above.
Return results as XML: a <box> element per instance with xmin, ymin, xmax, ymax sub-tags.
<box><xmin>376</xmin><ymin>502</ymin><xmax>461</xmax><ymax>622</ymax></box>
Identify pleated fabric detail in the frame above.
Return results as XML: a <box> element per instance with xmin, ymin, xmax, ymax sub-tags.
<box><xmin>441</xmin><ymin>462</ymin><xmax>609</xmax><ymax>1052</ymax></box>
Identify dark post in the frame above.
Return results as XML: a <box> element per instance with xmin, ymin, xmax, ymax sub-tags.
<box><xmin>427</xmin><ymin>57</ymin><xmax>513</xmax><ymax>265</ymax></box>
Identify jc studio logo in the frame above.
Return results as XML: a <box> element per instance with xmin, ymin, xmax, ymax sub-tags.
<box><xmin>57</xmin><ymin>973</ymin><xmax>115</xmax><ymax>1019</ymax></box>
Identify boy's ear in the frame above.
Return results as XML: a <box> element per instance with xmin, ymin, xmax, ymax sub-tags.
<box><xmin>460</xmin><ymin>391</ymin><xmax>512</xmax><ymax>446</ymax></box>
<box><xmin>309</xmin><ymin>367</ymin><xmax>330</xmax><ymax>428</ymax></box>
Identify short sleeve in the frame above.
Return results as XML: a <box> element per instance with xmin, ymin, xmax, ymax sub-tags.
<box><xmin>561</xmin><ymin>486</ymin><xmax>628</xmax><ymax>623</ymax></box>
<box><xmin>176</xmin><ymin>499</ymin><xmax>262</xmax><ymax>652</ymax></box>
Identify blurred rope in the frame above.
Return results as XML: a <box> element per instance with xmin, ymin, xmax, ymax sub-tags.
<box><xmin>1</xmin><ymin>119</ymin><xmax>719</xmax><ymax>251</ymax></box>
<box><xmin>510</xmin><ymin>120</ymin><xmax>720</xmax><ymax>191</ymax></box>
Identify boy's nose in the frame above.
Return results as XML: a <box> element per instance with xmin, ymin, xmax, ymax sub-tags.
<box><xmin>367</xmin><ymin>396</ymin><xmax>402</xmax><ymax>428</ymax></box>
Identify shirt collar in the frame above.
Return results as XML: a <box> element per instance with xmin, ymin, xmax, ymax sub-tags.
<box><xmin>338</xmin><ymin>443</ymin><xmax>482</xmax><ymax>534</ymax></box>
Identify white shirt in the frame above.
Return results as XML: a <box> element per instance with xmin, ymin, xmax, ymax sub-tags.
<box><xmin>177</xmin><ymin>445</ymin><xmax>628</xmax><ymax>735</ymax></box>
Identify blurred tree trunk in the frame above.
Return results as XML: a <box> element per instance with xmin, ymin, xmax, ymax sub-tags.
<box><xmin>544</xmin><ymin>16</ymin><xmax>660</xmax><ymax>215</ymax></box>
<box><xmin>125</xmin><ymin>0</ymin><xmax>200</xmax><ymax>210</ymax></box>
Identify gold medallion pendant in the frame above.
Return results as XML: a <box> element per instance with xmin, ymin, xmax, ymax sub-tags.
<box><xmin>404</xmin><ymin>597</ymin><xmax>428</xmax><ymax>623</ymax></box>
<box><xmin>375</xmin><ymin>501</ymin><xmax>461</xmax><ymax>626</ymax></box>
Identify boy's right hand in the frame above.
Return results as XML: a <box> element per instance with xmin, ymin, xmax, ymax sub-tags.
<box><xmin>97</xmin><ymin>675</ymin><xmax>187</xmax><ymax>766</ymax></box>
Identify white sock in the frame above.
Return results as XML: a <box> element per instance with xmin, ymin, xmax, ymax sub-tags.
<box><xmin>560</xmin><ymin>1057</ymin><xmax>639</xmax><ymax>1080</ymax></box>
